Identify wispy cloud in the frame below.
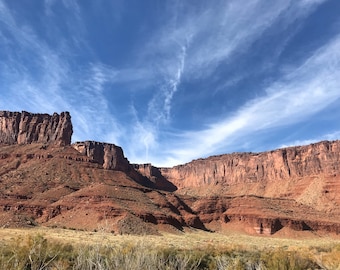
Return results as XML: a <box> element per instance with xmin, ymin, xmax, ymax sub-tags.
<box><xmin>164</xmin><ymin>0</ymin><xmax>324</xmax><ymax>79</ymax></box>
<box><xmin>146</xmin><ymin>44</ymin><xmax>187</xmax><ymax>125</ymax></box>
<box><xmin>126</xmin><ymin>0</ymin><xmax>330</xmax><ymax>165</ymax></box>
<box><xmin>1</xmin><ymin>0</ymin><xmax>338</xmax><ymax>168</ymax></box>
<box><xmin>123</xmin><ymin>103</ymin><xmax>159</xmax><ymax>163</ymax></box>
<box><xmin>0</xmin><ymin>0</ymin><xmax>120</xmax><ymax>143</ymax></box>
<box><xmin>155</xmin><ymin>33</ymin><xmax>340</xmax><ymax>166</ymax></box>
<box><xmin>44</xmin><ymin>0</ymin><xmax>56</xmax><ymax>16</ymax></box>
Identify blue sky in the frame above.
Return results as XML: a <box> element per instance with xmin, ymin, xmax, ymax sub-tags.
<box><xmin>1</xmin><ymin>0</ymin><xmax>340</xmax><ymax>166</ymax></box>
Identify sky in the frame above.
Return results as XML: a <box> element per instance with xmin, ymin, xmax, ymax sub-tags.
<box><xmin>1</xmin><ymin>0</ymin><xmax>340</xmax><ymax>167</ymax></box>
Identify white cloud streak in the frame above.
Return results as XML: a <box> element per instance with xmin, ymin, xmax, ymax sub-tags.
<box><xmin>147</xmin><ymin>44</ymin><xmax>187</xmax><ymax>125</ymax></box>
<box><xmin>1</xmin><ymin>0</ymin><xmax>337</xmax><ymax>168</ymax></box>
<box><xmin>127</xmin><ymin>0</ymin><xmax>331</xmax><ymax>166</ymax></box>
<box><xmin>156</xmin><ymin>34</ymin><xmax>340</xmax><ymax>166</ymax></box>
<box><xmin>0</xmin><ymin>0</ymin><xmax>121</xmax><ymax>144</ymax></box>
<box><xmin>155</xmin><ymin>0</ymin><xmax>325</xmax><ymax>80</ymax></box>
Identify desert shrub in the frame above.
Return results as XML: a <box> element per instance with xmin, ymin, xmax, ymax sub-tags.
<box><xmin>260</xmin><ymin>248</ymin><xmax>319</xmax><ymax>270</ymax></box>
<box><xmin>69</xmin><ymin>245</ymin><xmax>325</xmax><ymax>270</ymax></box>
<box><xmin>158</xmin><ymin>248</ymin><xmax>207</xmax><ymax>270</ymax></box>
<box><xmin>72</xmin><ymin>244</ymin><xmax>111</xmax><ymax>270</ymax></box>
<box><xmin>314</xmin><ymin>244</ymin><xmax>340</xmax><ymax>270</ymax></box>
<box><xmin>0</xmin><ymin>234</ymin><xmax>74</xmax><ymax>270</ymax></box>
<box><xmin>1</xmin><ymin>234</ymin><xmax>338</xmax><ymax>270</ymax></box>
<box><xmin>213</xmin><ymin>249</ymin><xmax>266</xmax><ymax>270</ymax></box>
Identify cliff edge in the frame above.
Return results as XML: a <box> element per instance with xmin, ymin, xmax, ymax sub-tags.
<box><xmin>0</xmin><ymin>111</ymin><xmax>72</xmax><ymax>146</ymax></box>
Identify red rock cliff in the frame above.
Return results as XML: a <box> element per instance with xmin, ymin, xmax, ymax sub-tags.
<box><xmin>156</xmin><ymin>140</ymin><xmax>340</xmax><ymax>213</ymax></box>
<box><xmin>159</xmin><ymin>140</ymin><xmax>340</xmax><ymax>189</ymax></box>
<box><xmin>72</xmin><ymin>141</ymin><xmax>130</xmax><ymax>171</ymax></box>
<box><xmin>0</xmin><ymin>111</ymin><xmax>72</xmax><ymax>146</ymax></box>
<box><xmin>133</xmin><ymin>163</ymin><xmax>177</xmax><ymax>191</ymax></box>
<box><xmin>72</xmin><ymin>141</ymin><xmax>178</xmax><ymax>191</ymax></box>
<box><xmin>147</xmin><ymin>141</ymin><xmax>340</xmax><ymax>234</ymax></box>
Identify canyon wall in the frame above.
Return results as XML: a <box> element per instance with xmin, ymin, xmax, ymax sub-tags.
<box><xmin>0</xmin><ymin>111</ymin><xmax>72</xmax><ymax>146</ymax></box>
<box><xmin>158</xmin><ymin>140</ymin><xmax>340</xmax><ymax>189</ymax></box>
<box><xmin>0</xmin><ymin>110</ymin><xmax>339</xmax><ymax>234</ymax></box>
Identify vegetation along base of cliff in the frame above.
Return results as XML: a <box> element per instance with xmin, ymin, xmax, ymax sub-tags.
<box><xmin>0</xmin><ymin>227</ymin><xmax>339</xmax><ymax>269</ymax></box>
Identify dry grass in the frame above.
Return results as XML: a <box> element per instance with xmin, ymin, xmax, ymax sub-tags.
<box><xmin>0</xmin><ymin>227</ymin><xmax>339</xmax><ymax>269</ymax></box>
<box><xmin>1</xmin><ymin>226</ymin><xmax>338</xmax><ymax>249</ymax></box>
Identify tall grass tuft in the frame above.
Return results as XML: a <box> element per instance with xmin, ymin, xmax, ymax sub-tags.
<box><xmin>0</xmin><ymin>234</ymin><xmax>73</xmax><ymax>270</ymax></box>
<box><xmin>0</xmin><ymin>234</ymin><xmax>338</xmax><ymax>269</ymax></box>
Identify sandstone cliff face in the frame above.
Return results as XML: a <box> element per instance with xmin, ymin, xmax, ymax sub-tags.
<box><xmin>1</xmin><ymin>110</ymin><xmax>339</xmax><ymax>235</ymax></box>
<box><xmin>0</xmin><ymin>111</ymin><xmax>72</xmax><ymax>146</ymax></box>
<box><xmin>132</xmin><ymin>140</ymin><xmax>340</xmax><ymax>235</ymax></box>
<box><xmin>72</xmin><ymin>142</ymin><xmax>179</xmax><ymax>192</ymax></box>
<box><xmin>160</xmin><ymin>140</ymin><xmax>340</xmax><ymax>190</ymax></box>
<box><xmin>133</xmin><ymin>164</ymin><xmax>177</xmax><ymax>191</ymax></box>
<box><xmin>72</xmin><ymin>141</ymin><xmax>130</xmax><ymax>171</ymax></box>
<box><xmin>153</xmin><ymin>140</ymin><xmax>340</xmax><ymax>225</ymax></box>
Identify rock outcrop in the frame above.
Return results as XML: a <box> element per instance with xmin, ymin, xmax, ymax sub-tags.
<box><xmin>0</xmin><ymin>143</ymin><xmax>204</xmax><ymax>233</ymax></box>
<box><xmin>0</xmin><ymin>111</ymin><xmax>72</xmax><ymax>146</ymax></box>
<box><xmin>72</xmin><ymin>141</ymin><xmax>174</xmax><ymax>190</ymax></box>
<box><xmin>72</xmin><ymin>141</ymin><xmax>130</xmax><ymax>171</ymax></box>
<box><xmin>133</xmin><ymin>164</ymin><xmax>177</xmax><ymax>192</ymax></box>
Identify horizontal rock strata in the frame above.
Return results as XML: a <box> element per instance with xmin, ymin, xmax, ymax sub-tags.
<box><xmin>0</xmin><ymin>110</ymin><xmax>339</xmax><ymax>236</ymax></box>
<box><xmin>159</xmin><ymin>140</ymin><xmax>340</xmax><ymax>188</ymax></box>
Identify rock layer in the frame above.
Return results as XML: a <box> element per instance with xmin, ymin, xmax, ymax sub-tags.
<box><xmin>0</xmin><ymin>144</ymin><xmax>204</xmax><ymax>233</ymax></box>
<box><xmin>142</xmin><ymin>140</ymin><xmax>340</xmax><ymax>234</ymax></box>
<box><xmin>0</xmin><ymin>110</ymin><xmax>339</xmax><ymax>235</ymax></box>
<box><xmin>0</xmin><ymin>111</ymin><xmax>72</xmax><ymax>146</ymax></box>
<box><xmin>159</xmin><ymin>140</ymin><xmax>340</xmax><ymax>192</ymax></box>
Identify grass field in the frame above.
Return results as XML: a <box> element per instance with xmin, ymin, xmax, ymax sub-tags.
<box><xmin>0</xmin><ymin>227</ymin><xmax>339</xmax><ymax>269</ymax></box>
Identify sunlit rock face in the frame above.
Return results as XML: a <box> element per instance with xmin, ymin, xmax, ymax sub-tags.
<box><xmin>160</xmin><ymin>140</ymin><xmax>340</xmax><ymax>190</ymax></box>
<box><xmin>0</xmin><ymin>111</ymin><xmax>73</xmax><ymax>146</ymax></box>
<box><xmin>72</xmin><ymin>141</ymin><xmax>130</xmax><ymax>171</ymax></box>
<box><xmin>133</xmin><ymin>141</ymin><xmax>340</xmax><ymax>221</ymax></box>
<box><xmin>1</xmin><ymin>110</ymin><xmax>339</xmax><ymax>235</ymax></box>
